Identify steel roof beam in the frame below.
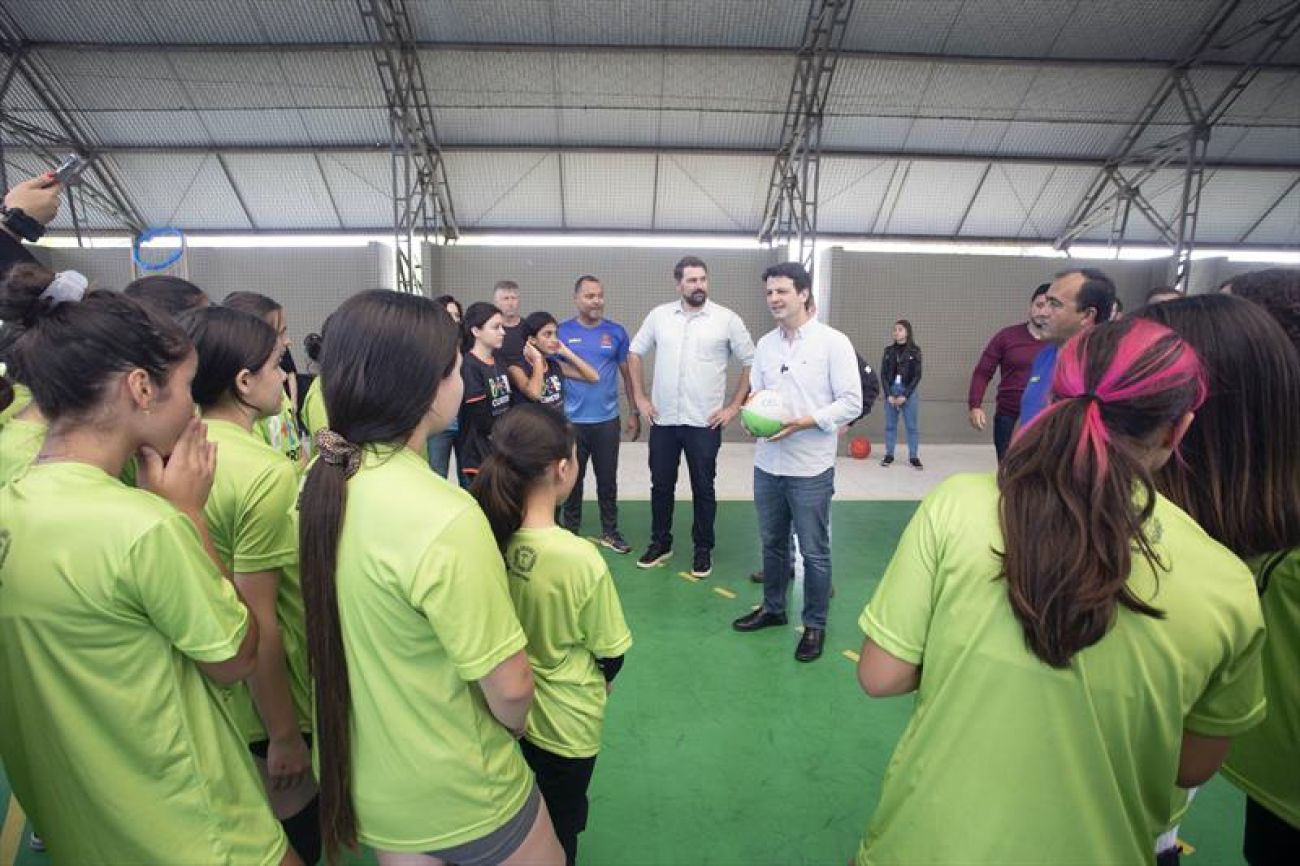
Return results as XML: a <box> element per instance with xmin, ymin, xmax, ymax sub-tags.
<box><xmin>16</xmin><ymin>40</ymin><xmax>1300</xmax><ymax>73</ymax></box>
<box><xmin>3</xmin><ymin>141</ymin><xmax>1297</xmax><ymax>171</ymax></box>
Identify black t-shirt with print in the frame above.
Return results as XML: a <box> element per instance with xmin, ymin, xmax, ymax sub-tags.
<box><xmin>455</xmin><ymin>351</ymin><xmax>512</xmax><ymax>475</ymax></box>
<box><xmin>516</xmin><ymin>356</ymin><xmax>566</xmax><ymax>412</ymax></box>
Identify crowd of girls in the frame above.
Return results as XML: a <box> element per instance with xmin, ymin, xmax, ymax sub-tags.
<box><xmin>1</xmin><ymin>259</ymin><xmax>1296</xmax><ymax>866</ymax></box>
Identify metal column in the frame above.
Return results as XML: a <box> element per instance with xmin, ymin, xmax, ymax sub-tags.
<box><xmin>757</xmin><ymin>0</ymin><xmax>857</xmax><ymax>272</ymax></box>
<box><xmin>1055</xmin><ymin>0</ymin><xmax>1300</xmax><ymax>288</ymax></box>
<box><xmin>356</xmin><ymin>0</ymin><xmax>459</xmax><ymax>294</ymax></box>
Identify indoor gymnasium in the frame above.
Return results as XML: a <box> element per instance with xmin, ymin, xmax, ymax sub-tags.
<box><xmin>1</xmin><ymin>2</ymin><xmax>1298</xmax><ymax>865</ymax></box>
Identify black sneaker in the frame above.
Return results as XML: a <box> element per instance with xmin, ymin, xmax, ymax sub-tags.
<box><xmin>600</xmin><ymin>530</ymin><xmax>632</xmax><ymax>554</ymax></box>
<box><xmin>910</xmin><ymin>457</ymin><xmax>923</xmax><ymax>470</ymax></box>
<box><xmin>750</xmin><ymin>569</ymin><xmax>764</xmax><ymax>583</ymax></box>
<box><xmin>691</xmin><ymin>549</ymin><xmax>713</xmax><ymax>578</ymax></box>
<box><xmin>637</xmin><ymin>542</ymin><xmax>672</xmax><ymax>568</ymax></box>
<box><xmin>881</xmin><ymin>454</ymin><xmax>895</xmax><ymax>467</ymax></box>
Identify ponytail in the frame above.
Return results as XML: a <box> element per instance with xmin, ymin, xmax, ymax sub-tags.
<box><xmin>298</xmin><ymin>290</ymin><xmax>459</xmax><ymax>863</ymax></box>
<box><xmin>471</xmin><ymin>403</ymin><xmax>575</xmax><ymax>549</ymax></box>
<box><xmin>998</xmin><ymin>319</ymin><xmax>1205</xmax><ymax>668</ymax></box>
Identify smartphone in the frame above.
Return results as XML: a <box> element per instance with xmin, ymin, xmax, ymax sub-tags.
<box><xmin>52</xmin><ymin>153</ymin><xmax>89</xmax><ymax>185</ymax></box>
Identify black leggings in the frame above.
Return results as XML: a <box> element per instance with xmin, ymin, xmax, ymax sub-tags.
<box><xmin>520</xmin><ymin>739</ymin><xmax>597</xmax><ymax>866</ymax></box>
<box><xmin>1244</xmin><ymin>796</ymin><xmax>1299</xmax><ymax>866</ymax></box>
<box><xmin>250</xmin><ymin>737</ymin><xmax>322</xmax><ymax>866</ymax></box>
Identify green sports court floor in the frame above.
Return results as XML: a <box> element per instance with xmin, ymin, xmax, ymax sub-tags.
<box><xmin>1</xmin><ymin>501</ymin><xmax>1248</xmax><ymax>866</ymax></box>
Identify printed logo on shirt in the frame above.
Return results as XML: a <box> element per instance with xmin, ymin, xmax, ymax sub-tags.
<box><xmin>541</xmin><ymin>372</ymin><xmax>564</xmax><ymax>405</ymax></box>
<box><xmin>600</xmin><ymin>334</ymin><xmax>613</xmax><ymax>350</ymax></box>
<box><xmin>487</xmin><ymin>373</ymin><xmax>512</xmax><ymax>413</ymax></box>
<box><xmin>510</xmin><ymin>545</ymin><xmax>537</xmax><ymax>578</ymax></box>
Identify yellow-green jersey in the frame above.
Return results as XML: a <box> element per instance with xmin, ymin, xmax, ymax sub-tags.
<box><xmin>1222</xmin><ymin>547</ymin><xmax>1300</xmax><ymax>828</ymax></box>
<box><xmin>0</xmin><ymin>415</ymin><xmax>44</xmax><ymax>484</ymax></box>
<box><xmin>857</xmin><ymin>474</ymin><xmax>1266</xmax><ymax>866</ymax></box>
<box><xmin>0</xmin><ymin>381</ymin><xmax>31</xmax><ymax>427</ymax></box>
<box><xmin>0</xmin><ymin>462</ymin><xmax>288</xmax><ymax>865</ymax></box>
<box><xmin>203</xmin><ymin>418</ymin><xmax>311</xmax><ymax>742</ymax></box>
<box><xmin>505</xmin><ymin>527</ymin><xmax>633</xmax><ymax>758</ymax></box>
<box><xmin>331</xmin><ymin>446</ymin><xmax>532</xmax><ymax>851</ymax></box>
<box><xmin>301</xmin><ymin>376</ymin><xmax>329</xmax><ymax>439</ymax></box>
<box><xmin>256</xmin><ymin>390</ymin><xmax>304</xmax><ymax>464</ymax></box>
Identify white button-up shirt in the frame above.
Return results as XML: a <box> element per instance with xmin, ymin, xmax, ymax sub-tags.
<box><xmin>629</xmin><ymin>299</ymin><xmax>756</xmax><ymax>428</ymax></box>
<box><xmin>751</xmin><ymin>318</ymin><xmax>863</xmax><ymax>477</ymax></box>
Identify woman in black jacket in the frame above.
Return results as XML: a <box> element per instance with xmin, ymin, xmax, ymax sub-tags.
<box><xmin>880</xmin><ymin>319</ymin><xmax>923</xmax><ymax>469</ymax></box>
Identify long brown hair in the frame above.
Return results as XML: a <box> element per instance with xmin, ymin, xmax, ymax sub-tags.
<box><xmin>1141</xmin><ymin>294</ymin><xmax>1300</xmax><ymax>558</ymax></box>
<box><xmin>471</xmin><ymin>403</ymin><xmax>575</xmax><ymax>549</ymax></box>
<box><xmin>298</xmin><ymin>290</ymin><xmax>459</xmax><ymax>863</ymax></box>
<box><xmin>998</xmin><ymin>318</ymin><xmax>1206</xmax><ymax>668</ymax></box>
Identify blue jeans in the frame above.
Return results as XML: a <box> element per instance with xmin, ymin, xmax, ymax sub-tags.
<box><xmin>426</xmin><ymin>427</ymin><xmax>457</xmax><ymax>479</ymax></box>
<box><xmin>754</xmin><ymin>466</ymin><xmax>834</xmax><ymax>629</ymax></box>
<box><xmin>883</xmin><ymin>385</ymin><xmax>920</xmax><ymax>459</ymax></box>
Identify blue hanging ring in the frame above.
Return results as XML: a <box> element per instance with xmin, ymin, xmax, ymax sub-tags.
<box><xmin>132</xmin><ymin>227</ymin><xmax>185</xmax><ymax>271</ymax></box>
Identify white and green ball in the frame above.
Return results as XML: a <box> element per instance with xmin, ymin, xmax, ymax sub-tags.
<box><xmin>741</xmin><ymin>389</ymin><xmax>792</xmax><ymax>438</ymax></box>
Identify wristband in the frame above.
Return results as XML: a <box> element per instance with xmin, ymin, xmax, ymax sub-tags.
<box><xmin>1</xmin><ymin>206</ymin><xmax>46</xmax><ymax>242</ymax></box>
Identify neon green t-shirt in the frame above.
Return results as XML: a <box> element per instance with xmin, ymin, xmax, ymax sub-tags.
<box><xmin>0</xmin><ymin>415</ymin><xmax>44</xmax><ymax>484</ymax></box>
<box><xmin>0</xmin><ymin>462</ymin><xmax>288</xmax><ymax>865</ymax></box>
<box><xmin>203</xmin><ymin>418</ymin><xmax>312</xmax><ymax>742</ymax></box>
<box><xmin>331</xmin><ymin>446</ymin><xmax>532</xmax><ymax>851</ymax></box>
<box><xmin>856</xmin><ymin>474</ymin><xmax>1266</xmax><ymax>866</ymax></box>
<box><xmin>0</xmin><ymin>381</ymin><xmax>31</xmax><ymax>427</ymax></box>
<box><xmin>1222</xmin><ymin>547</ymin><xmax>1300</xmax><ymax>828</ymax></box>
<box><xmin>505</xmin><ymin>527</ymin><xmax>633</xmax><ymax>758</ymax></box>
<box><xmin>301</xmin><ymin>376</ymin><xmax>329</xmax><ymax>438</ymax></box>
<box><xmin>256</xmin><ymin>390</ymin><xmax>303</xmax><ymax>464</ymax></box>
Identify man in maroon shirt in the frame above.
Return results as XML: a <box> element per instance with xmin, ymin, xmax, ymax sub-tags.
<box><xmin>968</xmin><ymin>284</ymin><xmax>1050</xmax><ymax>460</ymax></box>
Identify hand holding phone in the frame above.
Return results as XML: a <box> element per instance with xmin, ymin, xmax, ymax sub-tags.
<box><xmin>52</xmin><ymin>153</ymin><xmax>89</xmax><ymax>186</ymax></box>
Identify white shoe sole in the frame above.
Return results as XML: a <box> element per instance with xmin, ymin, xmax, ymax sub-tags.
<box><xmin>637</xmin><ymin>551</ymin><xmax>672</xmax><ymax>568</ymax></box>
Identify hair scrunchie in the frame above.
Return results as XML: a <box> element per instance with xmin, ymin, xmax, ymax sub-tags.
<box><xmin>315</xmin><ymin>429</ymin><xmax>362</xmax><ymax>479</ymax></box>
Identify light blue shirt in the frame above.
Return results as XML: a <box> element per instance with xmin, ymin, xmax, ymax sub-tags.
<box><xmin>750</xmin><ymin>319</ymin><xmax>862</xmax><ymax>477</ymax></box>
<box><xmin>629</xmin><ymin>299</ymin><xmax>755</xmax><ymax>428</ymax></box>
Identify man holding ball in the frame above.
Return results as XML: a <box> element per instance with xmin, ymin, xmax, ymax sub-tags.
<box><xmin>732</xmin><ymin>262</ymin><xmax>861</xmax><ymax>662</ymax></box>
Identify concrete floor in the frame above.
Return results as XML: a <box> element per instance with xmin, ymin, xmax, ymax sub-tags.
<box><xmin>596</xmin><ymin>442</ymin><xmax>999</xmax><ymax>502</ymax></box>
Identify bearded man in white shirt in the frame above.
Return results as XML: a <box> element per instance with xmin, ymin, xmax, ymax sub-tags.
<box><xmin>627</xmin><ymin>255</ymin><xmax>756</xmax><ymax>579</ymax></box>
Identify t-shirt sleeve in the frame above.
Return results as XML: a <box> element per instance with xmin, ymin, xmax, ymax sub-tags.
<box><xmin>615</xmin><ymin>323</ymin><xmax>630</xmax><ymax>363</ymax></box>
<box><xmin>407</xmin><ymin>505</ymin><xmax>527</xmax><ymax>682</ymax></box>
<box><xmin>578</xmin><ymin>560</ymin><xmax>633</xmax><ymax>659</ymax></box>
<box><xmin>123</xmin><ymin>511</ymin><xmax>250</xmax><ymax>663</ymax></box>
<box><xmin>1184</xmin><ymin>596</ymin><xmax>1267</xmax><ymax>737</ymax></box>
<box><xmin>232</xmin><ymin>461</ymin><xmax>298</xmax><ymax>574</ymax></box>
<box><xmin>859</xmin><ymin>493</ymin><xmax>943</xmax><ymax>665</ymax></box>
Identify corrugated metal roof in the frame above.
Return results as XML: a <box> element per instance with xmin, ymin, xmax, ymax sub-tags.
<box><xmin>4</xmin><ymin>1</ymin><xmax>1296</xmax><ymax>244</ymax></box>
<box><xmin>561</xmin><ymin>151</ymin><xmax>656</xmax><ymax>229</ymax></box>
<box><xmin>442</xmin><ymin>151</ymin><xmax>562</xmax><ymax>227</ymax></box>
<box><xmin>222</xmin><ymin>153</ymin><xmax>344</xmax><ymax>228</ymax></box>
<box><xmin>653</xmin><ymin>153</ymin><xmax>769</xmax><ymax>231</ymax></box>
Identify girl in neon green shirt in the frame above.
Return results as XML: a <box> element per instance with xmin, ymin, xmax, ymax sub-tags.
<box><xmin>0</xmin><ymin>264</ymin><xmax>293</xmax><ymax>866</ymax></box>
<box><xmin>182</xmin><ymin>304</ymin><xmax>320</xmax><ymax>866</ymax></box>
<box><xmin>1143</xmin><ymin>294</ymin><xmax>1300</xmax><ymax>864</ymax></box>
<box><xmin>473</xmin><ymin>403</ymin><xmax>632</xmax><ymax>866</ymax></box>
<box><xmin>223</xmin><ymin>291</ymin><xmax>306</xmax><ymax>467</ymax></box>
<box><xmin>855</xmin><ymin>318</ymin><xmax>1265</xmax><ymax>866</ymax></box>
<box><xmin>299</xmin><ymin>290</ymin><xmax>564</xmax><ymax>866</ymax></box>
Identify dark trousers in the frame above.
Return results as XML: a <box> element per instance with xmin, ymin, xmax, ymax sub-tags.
<box><xmin>520</xmin><ymin>738</ymin><xmax>597</xmax><ymax>866</ymax></box>
<box><xmin>1245</xmin><ymin>796</ymin><xmax>1298</xmax><ymax>865</ymax></box>
<box><xmin>648</xmin><ymin>424</ymin><xmax>721</xmax><ymax>551</ymax></box>
<box><xmin>562</xmin><ymin>418</ymin><xmax>621</xmax><ymax>534</ymax></box>
<box><xmin>993</xmin><ymin>412</ymin><xmax>1017</xmax><ymax>462</ymax></box>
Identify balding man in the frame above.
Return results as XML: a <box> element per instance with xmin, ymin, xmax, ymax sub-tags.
<box><xmin>1019</xmin><ymin>269</ymin><xmax>1117</xmax><ymax>427</ymax></box>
